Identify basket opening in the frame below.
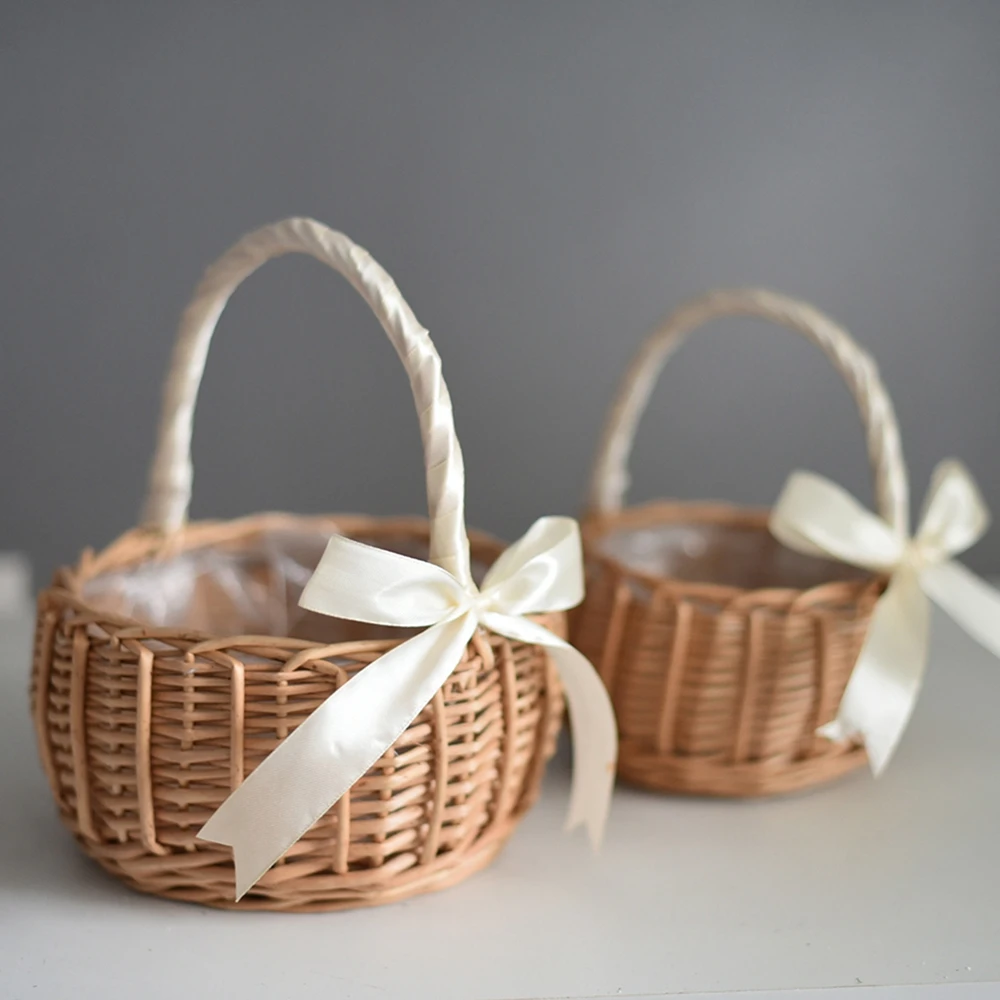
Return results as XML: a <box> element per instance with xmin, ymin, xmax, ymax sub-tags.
<box><xmin>594</xmin><ymin>505</ymin><xmax>871</xmax><ymax>591</ymax></box>
<box><xmin>80</xmin><ymin>520</ymin><xmax>497</xmax><ymax>642</ymax></box>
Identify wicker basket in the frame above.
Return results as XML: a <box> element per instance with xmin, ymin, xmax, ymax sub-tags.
<box><xmin>31</xmin><ymin>218</ymin><xmax>564</xmax><ymax>911</ymax></box>
<box><xmin>571</xmin><ymin>289</ymin><xmax>909</xmax><ymax>797</ymax></box>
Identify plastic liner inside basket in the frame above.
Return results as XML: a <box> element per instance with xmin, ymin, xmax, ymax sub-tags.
<box><xmin>82</xmin><ymin>525</ymin><xmax>493</xmax><ymax>642</ymax></box>
<box><xmin>595</xmin><ymin>516</ymin><xmax>869</xmax><ymax>591</ymax></box>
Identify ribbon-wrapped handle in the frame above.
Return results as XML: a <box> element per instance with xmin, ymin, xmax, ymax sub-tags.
<box><xmin>587</xmin><ymin>288</ymin><xmax>910</xmax><ymax>537</ymax></box>
<box><xmin>141</xmin><ymin>217</ymin><xmax>471</xmax><ymax>584</ymax></box>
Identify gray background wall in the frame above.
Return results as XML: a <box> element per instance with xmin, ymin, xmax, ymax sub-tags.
<box><xmin>3</xmin><ymin>1</ymin><xmax>999</xmax><ymax>579</ymax></box>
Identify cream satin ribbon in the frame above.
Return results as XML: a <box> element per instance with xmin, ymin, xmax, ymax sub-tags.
<box><xmin>770</xmin><ymin>460</ymin><xmax>1000</xmax><ymax>774</ymax></box>
<box><xmin>199</xmin><ymin>516</ymin><xmax>617</xmax><ymax>899</ymax></box>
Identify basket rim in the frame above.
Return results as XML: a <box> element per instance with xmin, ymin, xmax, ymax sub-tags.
<box><xmin>41</xmin><ymin>512</ymin><xmax>514</xmax><ymax>652</ymax></box>
<box><xmin>581</xmin><ymin>498</ymin><xmax>886</xmax><ymax>607</ymax></box>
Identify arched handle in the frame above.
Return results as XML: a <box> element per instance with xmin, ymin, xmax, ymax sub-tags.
<box><xmin>141</xmin><ymin>217</ymin><xmax>472</xmax><ymax>585</ymax></box>
<box><xmin>587</xmin><ymin>288</ymin><xmax>910</xmax><ymax>535</ymax></box>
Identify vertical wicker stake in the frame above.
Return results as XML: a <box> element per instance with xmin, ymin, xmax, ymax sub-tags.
<box><xmin>572</xmin><ymin>288</ymin><xmax>910</xmax><ymax>796</ymax></box>
<box><xmin>30</xmin><ymin>219</ymin><xmax>565</xmax><ymax>910</ymax></box>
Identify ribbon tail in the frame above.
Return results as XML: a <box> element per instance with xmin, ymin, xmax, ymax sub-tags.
<box><xmin>481</xmin><ymin>612</ymin><xmax>617</xmax><ymax>849</ymax></box>
<box><xmin>819</xmin><ymin>566</ymin><xmax>930</xmax><ymax>776</ymax></box>
<box><xmin>551</xmin><ymin>642</ymin><xmax>618</xmax><ymax>848</ymax></box>
<box><xmin>199</xmin><ymin>613</ymin><xmax>476</xmax><ymax>900</ymax></box>
<box><xmin>920</xmin><ymin>559</ymin><xmax>1000</xmax><ymax>659</ymax></box>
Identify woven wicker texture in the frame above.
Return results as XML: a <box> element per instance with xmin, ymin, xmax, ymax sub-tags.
<box><xmin>30</xmin><ymin>220</ymin><xmax>564</xmax><ymax>911</ymax></box>
<box><xmin>572</xmin><ymin>289</ymin><xmax>909</xmax><ymax>797</ymax></box>
<box><xmin>33</xmin><ymin>517</ymin><xmax>562</xmax><ymax>911</ymax></box>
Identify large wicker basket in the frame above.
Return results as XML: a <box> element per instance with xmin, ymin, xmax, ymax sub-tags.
<box><xmin>571</xmin><ymin>289</ymin><xmax>909</xmax><ymax>797</ymax></box>
<box><xmin>31</xmin><ymin>219</ymin><xmax>564</xmax><ymax>911</ymax></box>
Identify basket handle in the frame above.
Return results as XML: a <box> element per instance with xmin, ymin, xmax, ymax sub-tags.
<box><xmin>140</xmin><ymin>217</ymin><xmax>472</xmax><ymax>585</ymax></box>
<box><xmin>587</xmin><ymin>288</ymin><xmax>910</xmax><ymax>534</ymax></box>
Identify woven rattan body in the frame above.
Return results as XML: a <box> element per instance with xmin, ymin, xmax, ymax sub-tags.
<box><xmin>573</xmin><ymin>504</ymin><xmax>878</xmax><ymax>795</ymax></box>
<box><xmin>574</xmin><ymin>289</ymin><xmax>909</xmax><ymax>797</ymax></box>
<box><xmin>32</xmin><ymin>515</ymin><xmax>564</xmax><ymax>911</ymax></box>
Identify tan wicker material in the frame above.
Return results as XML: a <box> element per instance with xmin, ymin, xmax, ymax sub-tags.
<box><xmin>30</xmin><ymin>219</ymin><xmax>564</xmax><ymax>911</ymax></box>
<box><xmin>572</xmin><ymin>289</ymin><xmax>910</xmax><ymax>797</ymax></box>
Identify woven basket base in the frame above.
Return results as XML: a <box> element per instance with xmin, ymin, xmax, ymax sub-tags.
<box><xmin>617</xmin><ymin>740</ymin><xmax>868</xmax><ymax>798</ymax></box>
<box><xmin>74</xmin><ymin>808</ymin><xmax>521</xmax><ymax>913</ymax></box>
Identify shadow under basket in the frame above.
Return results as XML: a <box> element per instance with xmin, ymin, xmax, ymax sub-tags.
<box><xmin>31</xmin><ymin>514</ymin><xmax>565</xmax><ymax>912</ymax></box>
<box><xmin>572</xmin><ymin>502</ymin><xmax>881</xmax><ymax>797</ymax></box>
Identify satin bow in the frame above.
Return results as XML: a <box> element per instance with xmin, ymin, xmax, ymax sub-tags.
<box><xmin>199</xmin><ymin>515</ymin><xmax>617</xmax><ymax>899</ymax></box>
<box><xmin>770</xmin><ymin>460</ymin><xmax>1000</xmax><ymax>774</ymax></box>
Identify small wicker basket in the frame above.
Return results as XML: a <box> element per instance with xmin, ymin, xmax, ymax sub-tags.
<box><xmin>31</xmin><ymin>218</ymin><xmax>564</xmax><ymax>911</ymax></box>
<box><xmin>571</xmin><ymin>289</ymin><xmax>909</xmax><ymax>797</ymax></box>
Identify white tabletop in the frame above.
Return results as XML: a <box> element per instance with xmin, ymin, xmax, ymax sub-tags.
<box><xmin>2</xmin><ymin>599</ymin><xmax>998</xmax><ymax>1000</ymax></box>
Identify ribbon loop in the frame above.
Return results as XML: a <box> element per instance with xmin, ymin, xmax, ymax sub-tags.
<box><xmin>480</xmin><ymin>516</ymin><xmax>585</xmax><ymax>616</ymax></box>
<box><xmin>914</xmin><ymin>460</ymin><xmax>990</xmax><ymax>562</ymax></box>
<box><xmin>199</xmin><ymin>515</ymin><xmax>617</xmax><ymax>900</ymax></box>
<box><xmin>771</xmin><ymin>472</ymin><xmax>906</xmax><ymax>571</ymax></box>
<box><xmin>770</xmin><ymin>459</ymin><xmax>1000</xmax><ymax>775</ymax></box>
<box><xmin>298</xmin><ymin>533</ymin><xmax>471</xmax><ymax>627</ymax></box>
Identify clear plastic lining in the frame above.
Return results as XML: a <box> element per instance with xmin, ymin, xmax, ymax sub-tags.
<box><xmin>596</xmin><ymin>520</ymin><xmax>868</xmax><ymax>590</ymax></box>
<box><xmin>82</xmin><ymin>526</ymin><xmax>492</xmax><ymax>641</ymax></box>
